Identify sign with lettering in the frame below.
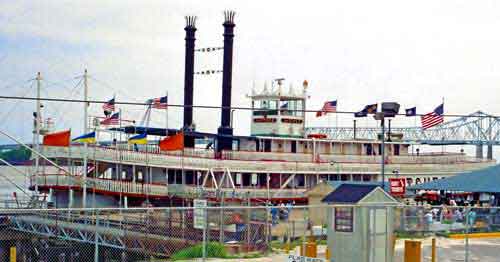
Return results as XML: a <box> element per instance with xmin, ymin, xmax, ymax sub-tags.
<box><xmin>389</xmin><ymin>178</ymin><xmax>406</xmax><ymax>196</ymax></box>
<box><xmin>281</xmin><ymin>118</ymin><xmax>303</xmax><ymax>124</ymax></box>
<box><xmin>254</xmin><ymin>118</ymin><xmax>276</xmax><ymax>123</ymax></box>
<box><xmin>287</xmin><ymin>255</ymin><xmax>325</xmax><ymax>262</ymax></box>
<box><xmin>193</xmin><ymin>199</ymin><xmax>207</xmax><ymax>229</ymax></box>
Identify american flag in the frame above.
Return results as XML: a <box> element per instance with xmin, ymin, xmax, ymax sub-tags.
<box><xmin>421</xmin><ymin>103</ymin><xmax>444</xmax><ymax>129</ymax></box>
<box><xmin>100</xmin><ymin>112</ymin><xmax>120</xmax><ymax>125</ymax></box>
<box><xmin>150</xmin><ymin>96</ymin><xmax>168</xmax><ymax>109</ymax></box>
<box><xmin>316</xmin><ymin>100</ymin><xmax>337</xmax><ymax>117</ymax></box>
<box><xmin>102</xmin><ymin>97</ymin><xmax>115</xmax><ymax>112</ymax></box>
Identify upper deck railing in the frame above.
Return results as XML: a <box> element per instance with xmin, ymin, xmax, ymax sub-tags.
<box><xmin>33</xmin><ymin>174</ymin><xmax>306</xmax><ymax>199</ymax></box>
<box><xmin>40</xmin><ymin>145</ymin><xmax>495</xmax><ymax>174</ymax></box>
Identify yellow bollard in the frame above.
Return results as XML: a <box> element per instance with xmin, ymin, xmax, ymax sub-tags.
<box><xmin>404</xmin><ymin>240</ymin><xmax>422</xmax><ymax>262</ymax></box>
<box><xmin>431</xmin><ymin>238</ymin><xmax>436</xmax><ymax>262</ymax></box>
<box><xmin>284</xmin><ymin>242</ymin><xmax>290</xmax><ymax>253</ymax></box>
<box><xmin>10</xmin><ymin>246</ymin><xmax>16</xmax><ymax>262</ymax></box>
<box><xmin>300</xmin><ymin>241</ymin><xmax>318</xmax><ymax>257</ymax></box>
<box><xmin>325</xmin><ymin>247</ymin><xmax>330</xmax><ymax>260</ymax></box>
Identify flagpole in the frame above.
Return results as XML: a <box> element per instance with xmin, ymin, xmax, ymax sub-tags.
<box><xmin>119</xmin><ymin>108</ymin><xmax>123</xmax><ymax>208</ymax></box>
<box><xmin>166</xmin><ymin>91</ymin><xmax>169</xmax><ymax>136</ymax></box>
<box><xmin>82</xmin><ymin>69</ymin><xmax>89</xmax><ymax>208</ymax></box>
<box><xmin>442</xmin><ymin>97</ymin><xmax>445</xmax><ymax>153</ymax></box>
<box><xmin>34</xmin><ymin>72</ymin><xmax>42</xmax><ymax>196</ymax></box>
<box><xmin>335</xmin><ymin>100</ymin><xmax>338</xmax><ymax>128</ymax></box>
<box><xmin>413</xmin><ymin>113</ymin><xmax>416</xmax><ymax>155</ymax></box>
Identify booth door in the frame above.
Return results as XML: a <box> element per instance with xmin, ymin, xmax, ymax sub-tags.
<box><xmin>368</xmin><ymin>207</ymin><xmax>388</xmax><ymax>262</ymax></box>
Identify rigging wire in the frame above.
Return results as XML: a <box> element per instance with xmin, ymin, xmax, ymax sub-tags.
<box><xmin>46</xmin><ymin>77</ymin><xmax>84</xmax><ymax>129</ymax></box>
<box><xmin>0</xmin><ymin>95</ymin><xmax>498</xmax><ymax>119</ymax></box>
<box><xmin>0</xmin><ymin>81</ymin><xmax>35</xmax><ymax>124</ymax></box>
<box><xmin>87</xmin><ymin>76</ymin><xmax>183</xmax><ymax>127</ymax></box>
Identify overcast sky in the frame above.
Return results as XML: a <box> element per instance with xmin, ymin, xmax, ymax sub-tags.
<box><xmin>1</xmin><ymin>0</ymin><xmax>500</xmax><ymax>156</ymax></box>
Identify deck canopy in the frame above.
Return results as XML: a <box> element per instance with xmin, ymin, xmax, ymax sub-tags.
<box><xmin>409</xmin><ymin>164</ymin><xmax>500</xmax><ymax>193</ymax></box>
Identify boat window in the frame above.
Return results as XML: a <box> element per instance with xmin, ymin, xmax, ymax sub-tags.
<box><xmin>264</xmin><ymin>140</ymin><xmax>271</xmax><ymax>152</ymax></box>
<box><xmin>253</xmin><ymin>100</ymin><xmax>278</xmax><ymax>116</ymax></box>
<box><xmin>296</xmin><ymin>100</ymin><xmax>304</xmax><ymax>117</ymax></box>
<box><xmin>394</xmin><ymin>144</ymin><xmax>400</xmax><ymax>156</ymax></box>
<box><xmin>365</xmin><ymin>144</ymin><xmax>373</xmax><ymax>155</ymax></box>
<box><xmin>291</xmin><ymin>141</ymin><xmax>297</xmax><ymax>153</ymax></box>
<box><xmin>280</xmin><ymin>100</ymin><xmax>292</xmax><ymax>116</ymax></box>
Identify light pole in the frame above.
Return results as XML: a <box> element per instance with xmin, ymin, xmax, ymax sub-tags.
<box><xmin>374</xmin><ymin>113</ymin><xmax>386</xmax><ymax>189</ymax></box>
<box><xmin>374</xmin><ymin>102</ymin><xmax>400</xmax><ymax>191</ymax></box>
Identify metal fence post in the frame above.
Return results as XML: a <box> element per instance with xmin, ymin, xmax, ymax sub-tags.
<box><xmin>464</xmin><ymin>207</ymin><xmax>470</xmax><ymax>262</ymax></box>
<box><xmin>246</xmin><ymin>193</ymin><xmax>251</xmax><ymax>250</ymax></box>
<box><xmin>202</xmin><ymin>206</ymin><xmax>207</xmax><ymax>262</ymax></box>
<box><xmin>266</xmin><ymin>202</ymin><xmax>270</xmax><ymax>252</ymax></box>
<box><xmin>94</xmin><ymin>209</ymin><xmax>100</xmax><ymax>262</ymax></box>
<box><xmin>219</xmin><ymin>192</ymin><xmax>224</xmax><ymax>244</ymax></box>
<box><xmin>303</xmin><ymin>205</ymin><xmax>307</xmax><ymax>256</ymax></box>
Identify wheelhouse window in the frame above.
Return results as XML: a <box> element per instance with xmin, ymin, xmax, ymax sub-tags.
<box><xmin>334</xmin><ymin>207</ymin><xmax>354</xmax><ymax>232</ymax></box>
<box><xmin>253</xmin><ymin>100</ymin><xmax>279</xmax><ymax>116</ymax></box>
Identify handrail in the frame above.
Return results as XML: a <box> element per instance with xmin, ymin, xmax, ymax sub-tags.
<box><xmin>34</xmin><ymin>174</ymin><xmax>307</xmax><ymax>199</ymax></box>
<box><xmin>41</xmin><ymin>146</ymin><xmax>496</xmax><ymax>174</ymax></box>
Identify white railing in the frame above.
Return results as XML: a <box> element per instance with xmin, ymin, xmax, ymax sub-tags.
<box><xmin>221</xmin><ymin>150</ymin><xmax>314</xmax><ymax>162</ymax></box>
<box><xmin>116</xmin><ymin>143</ymin><xmax>215</xmax><ymax>158</ymax></box>
<box><xmin>41</xmin><ymin>146</ymin><xmax>496</xmax><ymax>174</ymax></box>
<box><xmin>318</xmin><ymin>153</ymin><xmax>483</xmax><ymax>165</ymax></box>
<box><xmin>34</xmin><ymin>174</ymin><xmax>306</xmax><ymax>199</ymax></box>
<box><xmin>34</xmin><ymin>174</ymin><xmax>168</xmax><ymax>196</ymax></box>
<box><xmin>219</xmin><ymin>149</ymin><xmax>487</xmax><ymax>165</ymax></box>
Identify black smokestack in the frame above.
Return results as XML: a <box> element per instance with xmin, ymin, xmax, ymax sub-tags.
<box><xmin>217</xmin><ymin>11</ymin><xmax>236</xmax><ymax>152</ymax></box>
<box><xmin>183</xmin><ymin>16</ymin><xmax>196</xmax><ymax>147</ymax></box>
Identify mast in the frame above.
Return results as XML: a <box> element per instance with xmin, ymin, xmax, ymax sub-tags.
<box><xmin>82</xmin><ymin>69</ymin><xmax>89</xmax><ymax>208</ymax></box>
<box><xmin>166</xmin><ymin>90</ymin><xmax>169</xmax><ymax>135</ymax></box>
<box><xmin>34</xmin><ymin>72</ymin><xmax>42</xmax><ymax>195</ymax></box>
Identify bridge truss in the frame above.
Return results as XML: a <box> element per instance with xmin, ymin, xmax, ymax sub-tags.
<box><xmin>307</xmin><ymin>111</ymin><xmax>500</xmax><ymax>146</ymax></box>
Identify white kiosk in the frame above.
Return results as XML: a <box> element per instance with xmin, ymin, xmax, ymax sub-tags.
<box><xmin>322</xmin><ymin>184</ymin><xmax>399</xmax><ymax>262</ymax></box>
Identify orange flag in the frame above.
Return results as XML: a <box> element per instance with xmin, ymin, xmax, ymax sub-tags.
<box><xmin>43</xmin><ymin>130</ymin><xmax>71</xmax><ymax>147</ymax></box>
<box><xmin>159</xmin><ymin>132</ymin><xmax>184</xmax><ymax>151</ymax></box>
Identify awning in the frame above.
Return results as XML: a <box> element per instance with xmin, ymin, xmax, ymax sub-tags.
<box><xmin>408</xmin><ymin>164</ymin><xmax>500</xmax><ymax>193</ymax></box>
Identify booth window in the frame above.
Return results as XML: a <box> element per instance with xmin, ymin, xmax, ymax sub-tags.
<box><xmin>334</xmin><ymin>207</ymin><xmax>353</xmax><ymax>232</ymax></box>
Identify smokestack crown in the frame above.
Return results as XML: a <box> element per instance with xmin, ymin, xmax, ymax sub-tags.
<box><xmin>223</xmin><ymin>10</ymin><xmax>236</xmax><ymax>26</ymax></box>
<box><xmin>185</xmin><ymin>16</ymin><xmax>197</xmax><ymax>29</ymax></box>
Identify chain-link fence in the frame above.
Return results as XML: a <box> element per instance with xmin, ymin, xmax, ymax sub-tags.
<box><xmin>0</xmin><ymin>204</ymin><xmax>499</xmax><ymax>261</ymax></box>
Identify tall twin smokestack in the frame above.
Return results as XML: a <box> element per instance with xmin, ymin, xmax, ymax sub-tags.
<box><xmin>183</xmin><ymin>16</ymin><xmax>196</xmax><ymax>148</ymax></box>
<box><xmin>182</xmin><ymin>12</ymin><xmax>235</xmax><ymax>150</ymax></box>
<box><xmin>217</xmin><ymin>11</ymin><xmax>236</xmax><ymax>152</ymax></box>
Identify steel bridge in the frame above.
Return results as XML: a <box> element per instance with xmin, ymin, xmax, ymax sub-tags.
<box><xmin>306</xmin><ymin>111</ymin><xmax>500</xmax><ymax>159</ymax></box>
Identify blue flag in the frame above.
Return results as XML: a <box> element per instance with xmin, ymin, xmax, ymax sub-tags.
<box><xmin>405</xmin><ymin>107</ymin><xmax>416</xmax><ymax>116</ymax></box>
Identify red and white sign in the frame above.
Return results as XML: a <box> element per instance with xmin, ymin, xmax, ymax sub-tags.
<box><xmin>389</xmin><ymin>178</ymin><xmax>406</xmax><ymax>197</ymax></box>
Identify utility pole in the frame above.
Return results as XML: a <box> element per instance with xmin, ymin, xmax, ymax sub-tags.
<box><xmin>34</xmin><ymin>72</ymin><xmax>42</xmax><ymax>195</ymax></box>
<box><xmin>82</xmin><ymin>69</ymin><xmax>89</xmax><ymax>208</ymax></box>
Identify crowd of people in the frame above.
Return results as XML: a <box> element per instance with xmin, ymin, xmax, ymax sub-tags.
<box><xmin>402</xmin><ymin>200</ymin><xmax>500</xmax><ymax>233</ymax></box>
